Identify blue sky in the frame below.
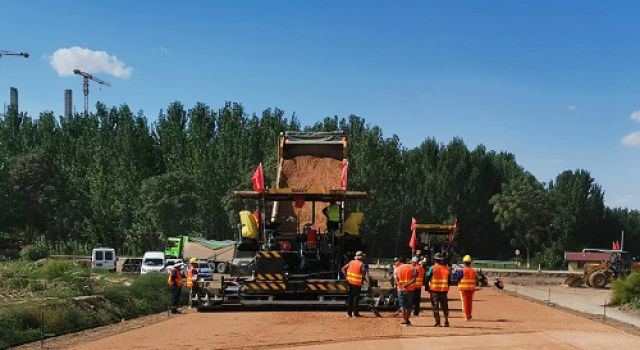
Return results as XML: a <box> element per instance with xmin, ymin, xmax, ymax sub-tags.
<box><xmin>1</xmin><ymin>1</ymin><xmax>639</xmax><ymax>209</ymax></box>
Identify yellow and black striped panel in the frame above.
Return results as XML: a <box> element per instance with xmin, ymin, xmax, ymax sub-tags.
<box><xmin>256</xmin><ymin>251</ymin><xmax>282</xmax><ymax>259</ymax></box>
<box><xmin>256</xmin><ymin>273</ymin><xmax>285</xmax><ymax>281</ymax></box>
<box><xmin>243</xmin><ymin>281</ymin><xmax>287</xmax><ymax>291</ymax></box>
<box><xmin>306</xmin><ymin>281</ymin><xmax>348</xmax><ymax>293</ymax></box>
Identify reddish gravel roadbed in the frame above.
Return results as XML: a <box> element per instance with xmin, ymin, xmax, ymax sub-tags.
<box><xmin>21</xmin><ymin>287</ymin><xmax>640</xmax><ymax>350</ymax></box>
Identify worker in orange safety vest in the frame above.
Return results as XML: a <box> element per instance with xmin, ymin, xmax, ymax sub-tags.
<box><xmin>341</xmin><ymin>251</ymin><xmax>369</xmax><ymax>317</ymax></box>
<box><xmin>167</xmin><ymin>262</ymin><xmax>184</xmax><ymax>314</ymax></box>
<box><xmin>411</xmin><ymin>257</ymin><xmax>427</xmax><ymax>316</ymax></box>
<box><xmin>186</xmin><ymin>257</ymin><xmax>199</xmax><ymax>305</ymax></box>
<box><xmin>458</xmin><ymin>255</ymin><xmax>478</xmax><ymax>321</ymax></box>
<box><xmin>394</xmin><ymin>256</ymin><xmax>418</xmax><ymax>326</ymax></box>
<box><xmin>427</xmin><ymin>253</ymin><xmax>450</xmax><ymax>327</ymax></box>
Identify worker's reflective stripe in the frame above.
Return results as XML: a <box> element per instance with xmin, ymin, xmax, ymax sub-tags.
<box><xmin>346</xmin><ymin>260</ymin><xmax>364</xmax><ymax>286</ymax></box>
<box><xmin>429</xmin><ymin>265</ymin><xmax>449</xmax><ymax>292</ymax></box>
<box><xmin>412</xmin><ymin>266</ymin><xmax>426</xmax><ymax>288</ymax></box>
<box><xmin>327</xmin><ymin>204</ymin><xmax>340</xmax><ymax>222</ymax></box>
<box><xmin>458</xmin><ymin>267</ymin><xmax>477</xmax><ymax>291</ymax></box>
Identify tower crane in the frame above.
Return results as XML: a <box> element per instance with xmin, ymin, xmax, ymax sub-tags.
<box><xmin>73</xmin><ymin>69</ymin><xmax>111</xmax><ymax>116</ymax></box>
<box><xmin>0</xmin><ymin>50</ymin><xmax>30</xmax><ymax>58</ymax></box>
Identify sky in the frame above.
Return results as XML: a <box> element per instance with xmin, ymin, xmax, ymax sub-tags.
<box><xmin>1</xmin><ymin>1</ymin><xmax>639</xmax><ymax>209</ymax></box>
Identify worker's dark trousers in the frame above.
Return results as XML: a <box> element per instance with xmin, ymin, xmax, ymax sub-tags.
<box><xmin>430</xmin><ymin>291</ymin><xmax>449</xmax><ymax>323</ymax></box>
<box><xmin>412</xmin><ymin>288</ymin><xmax>422</xmax><ymax>316</ymax></box>
<box><xmin>347</xmin><ymin>284</ymin><xmax>361</xmax><ymax>316</ymax></box>
<box><xmin>170</xmin><ymin>285</ymin><xmax>181</xmax><ymax>312</ymax></box>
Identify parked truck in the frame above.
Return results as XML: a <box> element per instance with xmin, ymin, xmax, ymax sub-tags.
<box><xmin>193</xmin><ymin>132</ymin><xmax>396</xmax><ymax>312</ymax></box>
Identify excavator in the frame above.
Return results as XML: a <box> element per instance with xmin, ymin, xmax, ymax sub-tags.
<box><xmin>192</xmin><ymin>132</ymin><xmax>396</xmax><ymax>312</ymax></box>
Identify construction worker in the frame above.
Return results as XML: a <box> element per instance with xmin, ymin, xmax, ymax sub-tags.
<box><xmin>394</xmin><ymin>256</ymin><xmax>417</xmax><ymax>326</ymax></box>
<box><xmin>341</xmin><ymin>250</ymin><xmax>369</xmax><ymax>317</ymax></box>
<box><xmin>167</xmin><ymin>262</ymin><xmax>184</xmax><ymax>314</ymax></box>
<box><xmin>458</xmin><ymin>255</ymin><xmax>477</xmax><ymax>321</ymax></box>
<box><xmin>323</xmin><ymin>201</ymin><xmax>341</xmax><ymax>235</ymax></box>
<box><xmin>426</xmin><ymin>253</ymin><xmax>449</xmax><ymax>327</ymax></box>
<box><xmin>411</xmin><ymin>257</ymin><xmax>426</xmax><ymax>316</ymax></box>
<box><xmin>187</xmin><ymin>258</ymin><xmax>199</xmax><ymax>299</ymax></box>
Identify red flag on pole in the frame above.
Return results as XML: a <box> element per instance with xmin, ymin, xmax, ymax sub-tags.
<box><xmin>615</xmin><ymin>241</ymin><xmax>621</xmax><ymax>250</ymax></box>
<box><xmin>612</xmin><ymin>241</ymin><xmax>616</xmax><ymax>250</ymax></box>
<box><xmin>251</xmin><ymin>163</ymin><xmax>264</xmax><ymax>192</ymax></box>
<box><xmin>340</xmin><ymin>160</ymin><xmax>348</xmax><ymax>190</ymax></box>
<box><xmin>409</xmin><ymin>217</ymin><xmax>417</xmax><ymax>252</ymax></box>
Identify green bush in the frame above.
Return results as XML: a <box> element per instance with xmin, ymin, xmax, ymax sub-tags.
<box><xmin>20</xmin><ymin>245</ymin><xmax>50</xmax><ymax>261</ymax></box>
<box><xmin>0</xmin><ymin>306</ymin><xmax>42</xmax><ymax>349</ymax></box>
<box><xmin>128</xmin><ymin>273</ymin><xmax>171</xmax><ymax>314</ymax></box>
<box><xmin>611</xmin><ymin>272</ymin><xmax>640</xmax><ymax>307</ymax></box>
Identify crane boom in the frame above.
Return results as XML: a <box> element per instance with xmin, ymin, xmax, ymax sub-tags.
<box><xmin>0</xmin><ymin>50</ymin><xmax>29</xmax><ymax>58</ymax></box>
<box><xmin>72</xmin><ymin>69</ymin><xmax>111</xmax><ymax>87</ymax></box>
<box><xmin>72</xmin><ymin>69</ymin><xmax>111</xmax><ymax>115</ymax></box>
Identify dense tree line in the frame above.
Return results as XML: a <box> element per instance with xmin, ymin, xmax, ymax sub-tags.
<box><xmin>0</xmin><ymin>102</ymin><xmax>638</xmax><ymax>264</ymax></box>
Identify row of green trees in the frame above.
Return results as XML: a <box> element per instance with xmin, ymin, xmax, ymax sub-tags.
<box><xmin>0</xmin><ymin>101</ymin><xmax>638</xmax><ymax>264</ymax></box>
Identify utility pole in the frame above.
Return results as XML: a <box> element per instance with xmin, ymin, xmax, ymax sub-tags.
<box><xmin>72</xmin><ymin>69</ymin><xmax>111</xmax><ymax>116</ymax></box>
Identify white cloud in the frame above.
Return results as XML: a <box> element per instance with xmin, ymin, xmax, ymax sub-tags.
<box><xmin>49</xmin><ymin>46</ymin><xmax>133</xmax><ymax>78</ymax></box>
<box><xmin>566</xmin><ymin>105</ymin><xmax>577</xmax><ymax>112</ymax></box>
<box><xmin>153</xmin><ymin>46</ymin><xmax>168</xmax><ymax>53</ymax></box>
<box><xmin>631</xmin><ymin>110</ymin><xmax>640</xmax><ymax>122</ymax></box>
<box><xmin>605</xmin><ymin>194</ymin><xmax>635</xmax><ymax>208</ymax></box>
<box><xmin>621</xmin><ymin>131</ymin><xmax>640</xmax><ymax>147</ymax></box>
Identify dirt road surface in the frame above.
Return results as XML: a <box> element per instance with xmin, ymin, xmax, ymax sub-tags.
<box><xmin>28</xmin><ymin>287</ymin><xmax>640</xmax><ymax>350</ymax></box>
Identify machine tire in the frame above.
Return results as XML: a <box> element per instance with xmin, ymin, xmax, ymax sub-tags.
<box><xmin>216</xmin><ymin>262</ymin><xmax>228</xmax><ymax>274</ymax></box>
<box><xmin>589</xmin><ymin>271</ymin><xmax>607</xmax><ymax>288</ymax></box>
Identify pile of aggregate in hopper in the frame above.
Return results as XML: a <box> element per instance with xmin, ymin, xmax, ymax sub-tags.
<box><xmin>277</xmin><ymin>155</ymin><xmax>342</xmax><ymax>233</ymax></box>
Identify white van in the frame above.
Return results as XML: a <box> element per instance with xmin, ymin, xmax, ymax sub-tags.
<box><xmin>92</xmin><ymin>248</ymin><xmax>117</xmax><ymax>272</ymax></box>
<box><xmin>141</xmin><ymin>251</ymin><xmax>166</xmax><ymax>274</ymax></box>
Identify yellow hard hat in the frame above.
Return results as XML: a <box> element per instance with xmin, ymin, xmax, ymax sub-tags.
<box><xmin>189</xmin><ymin>257</ymin><xmax>197</xmax><ymax>264</ymax></box>
<box><xmin>463</xmin><ymin>255</ymin><xmax>472</xmax><ymax>263</ymax></box>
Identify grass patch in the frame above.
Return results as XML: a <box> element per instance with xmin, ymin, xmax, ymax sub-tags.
<box><xmin>0</xmin><ymin>273</ymin><xmax>180</xmax><ymax>348</ymax></box>
<box><xmin>611</xmin><ymin>272</ymin><xmax>640</xmax><ymax>308</ymax></box>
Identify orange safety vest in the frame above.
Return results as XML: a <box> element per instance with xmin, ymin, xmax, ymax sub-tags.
<box><xmin>458</xmin><ymin>266</ymin><xmax>477</xmax><ymax>291</ymax></box>
<box><xmin>167</xmin><ymin>268</ymin><xmax>183</xmax><ymax>287</ymax></box>
<box><xmin>413</xmin><ymin>265</ymin><xmax>426</xmax><ymax>288</ymax></box>
<box><xmin>187</xmin><ymin>266</ymin><xmax>196</xmax><ymax>288</ymax></box>
<box><xmin>396</xmin><ymin>264</ymin><xmax>416</xmax><ymax>291</ymax></box>
<box><xmin>429</xmin><ymin>264</ymin><xmax>449</xmax><ymax>292</ymax></box>
<box><xmin>346</xmin><ymin>260</ymin><xmax>364</xmax><ymax>286</ymax></box>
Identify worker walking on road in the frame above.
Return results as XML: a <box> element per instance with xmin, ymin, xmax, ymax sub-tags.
<box><xmin>342</xmin><ymin>251</ymin><xmax>369</xmax><ymax>317</ymax></box>
<box><xmin>411</xmin><ymin>257</ymin><xmax>426</xmax><ymax>316</ymax></box>
<box><xmin>187</xmin><ymin>258</ymin><xmax>199</xmax><ymax>306</ymax></box>
<box><xmin>427</xmin><ymin>253</ymin><xmax>450</xmax><ymax>327</ymax></box>
<box><xmin>167</xmin><ymin>262</ymin><xmax>184</xmax><ymax>314</ymax></box>
<box><xmin>394</xmin><ymin>256</ymin><xmax>417</xmax><ymax>326</ymax></box>
<box><xmin>458</xmin><ymin>255</ymin><xmax>477</xmax><ymax>321</ymax></box>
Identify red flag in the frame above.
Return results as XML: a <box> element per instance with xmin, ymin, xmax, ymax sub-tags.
<box><xmin>251</xmin><ymin>163</ymin><xmax>264</xmax><ymax>192</ymax></box>
<box><xmin>340</xmin><ymin>160</ymin><xmax>348</xmax><ymax>190</ymax></box>
<box><xmin>615</xmin><ymin>241</ymin><xmax>621</xmax><ymax>250</ymax></box>
<box><xmin>409</xmin><ymin>217</ymin><xmax>417</xmax><ymax>252</ymax></box>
